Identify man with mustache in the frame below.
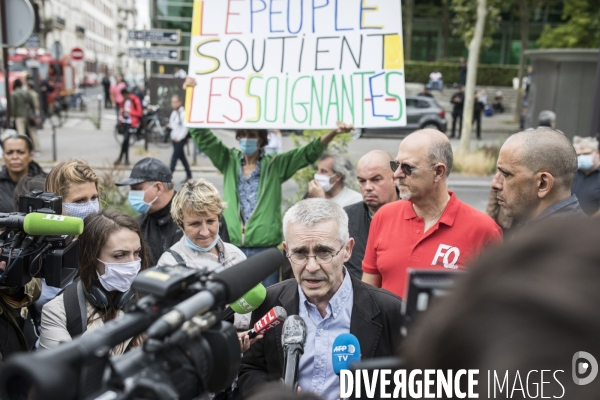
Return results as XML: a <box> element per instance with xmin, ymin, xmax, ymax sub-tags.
<box><xmin>361</xmin><ymin>129</ymin><xmax>502</xmax><ymax>299</ymax></box>
<box><xmin>238</xmin><ymin>198</ymin><xmax>403</xmax><ymax>400</ymax></box>
<box><xmin>491</xmin><ymin>128</ymin><xmax>585</xmax><ymax>224</ymax></box>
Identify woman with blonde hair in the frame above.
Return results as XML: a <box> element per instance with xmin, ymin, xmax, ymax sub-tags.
<box><xmin>40</xmin><ymin>210</ymin><xmax>149</xmax><ymax>354</ymax></box>
<box><xmin>157</xmin><ymin>179</ymin><xmax>245</xmax><ymax>269</ymax></box>
<box><xmin>45</xmin><ymin>159</ymin><xmax>100</xmax><ymax>219</ymax></box>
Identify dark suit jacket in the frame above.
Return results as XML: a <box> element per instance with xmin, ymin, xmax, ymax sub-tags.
<box><xmin>238</xmin><ymin>274</ymin><xmax>404</xmax><ymax>397</ymax></box>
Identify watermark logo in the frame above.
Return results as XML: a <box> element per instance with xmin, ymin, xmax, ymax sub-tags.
<box><xmin>572</xmin><ymin>351</ymin><xmax>598</xmax><ymax>385</ymax></box>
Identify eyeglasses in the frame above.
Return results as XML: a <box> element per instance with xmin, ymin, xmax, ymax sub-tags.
<box><xmin>390</xmin><ymin>161</ymin><xmax>437</xmax><ymax>176</ymax></box>
<box><xmin>286</xmin><ymin>244</ymin><xmax>345</xmax><ymax>265</ymax></box>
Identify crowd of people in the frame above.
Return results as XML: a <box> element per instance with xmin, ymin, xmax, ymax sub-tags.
<box><xmin>1</xmin><ymin>80</ymin><xmax>599</xmax><ymax>398</ymax></box>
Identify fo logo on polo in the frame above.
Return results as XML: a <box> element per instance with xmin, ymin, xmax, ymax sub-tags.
<box><xmin>432</xmin><ymin>244</ymin><xmax>460</xmax><ymax>269</ymax></box>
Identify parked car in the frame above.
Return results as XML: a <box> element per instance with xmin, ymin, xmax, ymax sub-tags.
<box><xmin>80</xmin><ymin>73</ymin><xmax>98</xmax><ymax>87</ymax></box>
<box><xmin>353</xmin><ymin>95</ymin><xmax>447</xmax><ymax>138</ymax></box>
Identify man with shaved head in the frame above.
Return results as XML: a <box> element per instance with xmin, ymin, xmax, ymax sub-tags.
<box><xmin>344</xmin><ymin>150</ymin><xmax>399</xmax><ymax>278</ymax></box>
<box><xmin>362</xmin><ymin>129</ymin><xmax>502</xmax><ymax>298</ymax></box>
<box><xmin>491</xmin><ymin>128</ymin><xmax>585</xmax><ymax>223</ymax></box>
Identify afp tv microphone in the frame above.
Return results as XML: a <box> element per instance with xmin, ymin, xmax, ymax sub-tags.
<box><xmin>0</xmin><ymin>191</ymin><xmax>83</xmax><ymax>288</ymax></box>
<box><xmin>0</xmin><ymin>248</ymin><xmax>285</xmax><ymax>400</ymax></box>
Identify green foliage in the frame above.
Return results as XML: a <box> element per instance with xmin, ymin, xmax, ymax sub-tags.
<box><xmin>404</xmin><ymin>61</ymin><xmax>518</xmax><ymax>87</ymax></box>
<box><xmin>537</xmin><ymin>0</ymin><xmax>600</xmax><ymax>48</ymax></box>
<box><xmin>97</xmin><ymin>164</ymin><xmax>138</xmax><ymax>217</ymax></box>
<box><xmin>451</xmin><ymin>0</ymin><xmax>503</xmax><ymax>49</ymax></box>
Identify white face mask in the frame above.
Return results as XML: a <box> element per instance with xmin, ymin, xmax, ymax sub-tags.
<box><xmin>314</xmin><ymin>173</ymin><xmax>337</xmax><ymax>193</ymax></box>
<box><xmin>96</xmin><ymin>258</ymin><xmax>141</xmax><ymax>292</ymax></box>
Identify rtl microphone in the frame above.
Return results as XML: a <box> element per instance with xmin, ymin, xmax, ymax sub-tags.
<box><xmin>145</xmin><ymin>248</ymin><xmax>284</xmax><ymax>340</ymax></box>
<box><xmin>247</xmin><ymin>306</ymin><xmax>287</xmax><ymax>339</ymax></box>
<box><xmin>332</xmin><ymin>333</ymin><xmax>361</xmax><ymax>375</ymax></box>
<box><xmin>281</xmin><ymin>315</ymin><xmax>307</xmax><ymax>391</ymax></box>
<box><xmin>221</xmin><ymin>283</ymin><xmax>266</xmax><ymax>321</ymax></box>
<box><xmin>0</xmin><ymin>212</ymin><xmax>84</xmax><ymax>236</ymax></box>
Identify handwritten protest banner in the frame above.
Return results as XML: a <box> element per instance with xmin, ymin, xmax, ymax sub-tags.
<box><xmin>185</xmin><ymin>0</ymin><xmax>406</xmax><ymax>129</ymax></box>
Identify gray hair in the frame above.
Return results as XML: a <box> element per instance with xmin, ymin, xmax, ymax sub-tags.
<box><xmin>507</xmin><ymin>128</ymin><xmax>577</xmax><ymax>191</ymax></box>
<box><xmin>573</xmin><ymin>136</ymin><xmax>599</xmax><ymax>152</ymax></box>
<box><xmin>283</xmin><ymin>198</ymin><xmax>349</xmax><ymax>245</ymax></box>
<box><xmin>320</xmin><ymin>152</ymin><xmax>355</xmax><ymax>184</ymax></box>
<box><xmin>429</xmin><ymin>140</ymin><xmax>454</xmax><ymax>177</ymax></box>
<box><xmin>539</xmin><ymin>110</ymin><xmax>556</xmax><ymax>127</ymax></box>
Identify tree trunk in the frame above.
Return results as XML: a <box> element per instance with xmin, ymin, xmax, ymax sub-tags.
<box><xmin>441</xmin><ymin>0</ymin><xmax>450</xmax><ymax>58</ymax></box>
<box><xmin>460</xmin><ymin>0</ymin><xmax>487</xmax><ymax>153</ymax></box>
<box><xmin>404</xmin><ymin>0</ymin><xmax>413</xmax><ymax>61</ymax></box>
<box><xmin>514</xmin><ymin>0</ymin><xmax>530</xmax><ymax>123</ymax></box>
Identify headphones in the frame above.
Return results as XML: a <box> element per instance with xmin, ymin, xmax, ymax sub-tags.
<box><xmin>82</xmin><ymin>283</ymin><xmax>135</xmax><ymax>309</ymax></box>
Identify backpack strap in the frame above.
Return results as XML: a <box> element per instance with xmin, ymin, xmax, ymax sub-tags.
<box><xmin>167</xmin><ymin>249</ymin><xmax>185</xmax><ymax>265</ymax></box>
<box><xmin>64</xmin><ymin>281</ymin><xmax>87</xmax><ymax>338</ymax></box>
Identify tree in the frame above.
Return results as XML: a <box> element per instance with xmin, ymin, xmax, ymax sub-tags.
<box><xmin>451</xmin><ymin>0</ymin><xmax>502</xmax><ymax>152</ymax></box>
<box><xmin>404</xmin><ymin>0</ymin><xmax>414</xmax><ymax>61</ymax></box>
<box><xmin>537</xmin><ymin>0</ymin><xmax>600</xmax><ymax>48</ymax></box>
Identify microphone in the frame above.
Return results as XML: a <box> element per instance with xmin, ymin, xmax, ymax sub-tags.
<box><xmin>0</xmin><ymin>212</ymin><xmax>84</xmax><ymax>236</ymax></box>
<box><xmin>247</xmin><ymin>306</ymin><xmax>287</xmax><ymax>339</ymax></box>
<box><xmin>145</xmin><ymin>248</ymin><xmax>284</xmax><ymax>339</ymax></box>
<box><xmin>221</xmin><ymin>283</ymin><xmax>266</xmax><ymax>321</ymax></box>
<box><xmin>332</xmin><ymin>333</ymin><xmax>361</xmax><ymax>375</ymax></box>
<box><xmin>281</xmin><ymin>315</ymin><xmax>307</xmax><ymax>391</ymax></box>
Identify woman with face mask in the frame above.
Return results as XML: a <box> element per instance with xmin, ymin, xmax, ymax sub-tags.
<box><xmin>572</xmin><ymin>136</ymin><xmax>600</xmax><ymax>216</ymax></box>
<box><xmin>32</xmin><ymin>159</ymin><xmax>102</xmax><ymax>316</ymax></box>
<box><xmin>181</xmin><ymin>77</ymin><xmax>354</xmax><ymax>288</ymax></box>
<box><xmin>39</xmin><ymin>210</ymin><xmax>149</xmax><ymax>354</ymax></box>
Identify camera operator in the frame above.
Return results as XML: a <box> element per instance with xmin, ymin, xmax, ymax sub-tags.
<box><xmin>31</xmin><ymin>159</ymin><xmax>102</xmax><ymax>314</ymax></box>
<box><xmin>39</xmin><ymin>210</ymin><xmax>149</xmax><ymax>354</ymax></box>
<box><xmin>0</xmin><ymin>135</ymin><xmax>46</xmax><ymax>213</ymax></box>
<box><xmin>0</xmin><ymin>260</ymin><xmax>41</xmax><ymax>361</ymax></box>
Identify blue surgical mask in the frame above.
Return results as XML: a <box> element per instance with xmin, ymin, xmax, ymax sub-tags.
<box><xmin>63</xmin><ymin>198</ymin><xmax>100</xmax><ymax>219</ymax></box>
<box><xmin>240</xmin><ymin>138</ymin><xmax>259</xmax><ymax>155</ymax></box>
<box><xmin>184</xmin><ymin>235</ymin><xmax>220</xmax><ymax>252</ymax></box>
<box><xmin>128</xmin><ymin>184</ymin><xmax>158</xmax><ymax>214</ymax></box>
<box><xmin>578</xmin><ymin>154</ymin><xmax>595</xmax><ymax>170</ymax></box>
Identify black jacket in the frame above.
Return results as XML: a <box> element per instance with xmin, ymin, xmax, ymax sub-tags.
<box><xmin>0</xmin><ymin>162</ymin><xmax>46</xmax><ymax>213</ymax></box>
<box><xmin>344</xmin><ymin>201</ymin><xmax>372</xmax><ymax>279</ymax></box>
<box><xmin>238</xmin><ymin>275</ymin><xmax>404</xmax><ymax>397</ymax></box>
<box><xmin>136</xmin><ymin>196</ymin><xmax>183</xmax><ymax>267</ymax></box>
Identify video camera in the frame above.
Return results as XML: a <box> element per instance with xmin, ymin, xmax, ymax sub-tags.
<box><xmin>0</xmin><ymin>248</ymin><xmax>284</xmax><ymax>400</ymax></box>
<box><xmin>0</xmin><ymin>190</ymin><xmax>82</xmax><ymax>288</ymax></box>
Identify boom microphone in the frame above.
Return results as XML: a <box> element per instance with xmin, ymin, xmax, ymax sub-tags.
<box><xmin>146</xmin><ymin>248</ymin><xmax>284</xmax><ymax>339</ymax></box>
<box><xmin>247</xmin><ymin>306</ymin><xmax>287</xmax><ymax>339</ymax></box>
<box><xmin>221</xmin><ymin>283</ymin><xmax>266</xmax><ymax>321</ymax></box>
<box><xmin>0</xmin><ymin>212</ymin><xmax>84</xmax><ymax>236</ymax></box>
<box><xmin>281</xmin><ymin>315</ymin><xmax>307</xmax><ymax>391</ymax></box>
<box><xmin>332</xmin><ymin>333</ymin><xmax>361</xmax><ymax>375</ymax></box>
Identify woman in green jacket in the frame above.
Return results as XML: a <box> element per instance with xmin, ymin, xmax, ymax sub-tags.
<box><xmin>183</xmin><ymin>77</ymin><xmax>353</xmax><ymax>286</ymax></box>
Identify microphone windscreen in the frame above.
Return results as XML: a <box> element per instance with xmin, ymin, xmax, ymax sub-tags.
<box><xmin>281</xmin><ymin>315</ymin><xmax>307</xmax><ymax>347</ymax></box>
<box><xmin>229</xmin><ymin>283</ymin><xmax>266</xmax><ymax>314</ymax></box>
<box><xmin>211</xmin><ymin>248</ymin><xmax>283</xmax><ymax>303</ymax></box>
<box><xmin>332</xmin><ymin>333</ymin><xmax>361</xmax><ymax>375</ymax></box>
<box><xmin>23</xmin><ymin>213</ymin><xmax>84</xmax><ymax>236</ymax></box>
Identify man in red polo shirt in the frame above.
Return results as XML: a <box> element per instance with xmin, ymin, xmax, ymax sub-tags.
<box><xmin>362</xmin><ymin>129</ymin><xmax>502</xmax><ymax>298</ymax></box>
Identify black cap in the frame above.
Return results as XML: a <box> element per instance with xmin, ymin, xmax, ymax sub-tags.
<box><xmin>116</xmin><ymin>158</ymin><xmax>173</xmax><ymax>186</ymax></box>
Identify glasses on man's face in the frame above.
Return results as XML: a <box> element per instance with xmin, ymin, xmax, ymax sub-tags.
<box><xmin>287</xmin><ymin>244</ymin><xmax>345</xmax><ymax>265</ymax></box>
<box><xmin>390</xmin><ymin>161</ymin><xmax>438</xmax><ymax>176</ymax></box>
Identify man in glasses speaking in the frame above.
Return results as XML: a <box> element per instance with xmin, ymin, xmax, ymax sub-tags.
<box><xmin>361</xmin><ymin>129</ymin><xmax>503</xmax><ymax>298</ymax></box>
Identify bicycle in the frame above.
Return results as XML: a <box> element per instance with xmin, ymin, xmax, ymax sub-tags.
<box><xmin>144</xmin><ymin>105</ymin><xmax>171</xmax><ymax>148</ymax></box>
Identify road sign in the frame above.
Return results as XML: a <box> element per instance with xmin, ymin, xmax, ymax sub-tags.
<box><xmin>128</xmin><ymin>47</ymin><xmax>180</xmax><ymax>61</ymax></box>
<box><xmin>24</xmin><ymin>35</ymin><xmax>40</xmax><ymax>48</ymax></box>
<box><xmin>127</xmin><ymin>29</ymin><xmax>181</xmax><ymax>45</ymax></box>
<box><xmin>71</xmin><ymin>47</ymin><xmax>84</xmax><ymax>61</ymax></box>
<box><xmin>3</xmin><ymin>0</ymin><xmax>35</xmax><ymax>47</ymax></box>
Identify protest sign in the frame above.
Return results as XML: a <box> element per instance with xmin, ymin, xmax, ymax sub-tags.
<box><xmin>185</xmin><ymin>0</ymin><xmax>406</xmax><ymax>129</ymax></box>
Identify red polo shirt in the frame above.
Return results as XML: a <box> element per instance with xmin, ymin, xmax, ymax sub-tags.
<box><xmin>362</xmin><ymin>191</ymin><xmax>502</xmax><ymax>298</ymax></box>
